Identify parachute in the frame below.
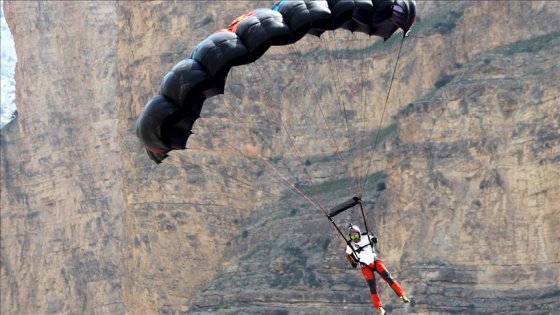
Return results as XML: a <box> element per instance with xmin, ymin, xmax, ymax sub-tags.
<box><xmin>135</xmin><ymin>0</ymin><xmax>416</xmax><ymax>164</ymax></box>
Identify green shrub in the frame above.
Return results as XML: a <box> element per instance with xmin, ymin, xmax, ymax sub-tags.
<box><xmin>434</xmin><ymin>74</ymin><xmax>453</xmax><ymax>89</ymax></box>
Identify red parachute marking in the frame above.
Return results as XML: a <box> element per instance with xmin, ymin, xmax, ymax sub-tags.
<box><xmin>227</xmin><ymin>10</ymin><xmax>256</xmax><ymax>33</ymax></box>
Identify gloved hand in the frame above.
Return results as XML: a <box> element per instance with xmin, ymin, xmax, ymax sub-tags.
<box><xmin>351</xmin><ymin>262</ymin><xmax>358</xmax><ymax>268</ymax></box>
<box><xmin>372</xmin><ymin>236</ymin><xmax>378</xmax><ymax>244</ymax></box>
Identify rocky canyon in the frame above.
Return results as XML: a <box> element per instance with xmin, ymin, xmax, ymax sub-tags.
<box><xmin>1</xmin><ymin>1</ymin><xmax>558</xmax><ymax>315</ymax></box>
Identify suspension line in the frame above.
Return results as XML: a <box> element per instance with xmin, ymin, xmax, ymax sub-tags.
<box><xmin>361</xmin><ymin>37</ymin><xmax>406</xmax><ymax>194</ymax></box>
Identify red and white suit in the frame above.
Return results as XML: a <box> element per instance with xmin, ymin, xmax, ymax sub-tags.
<box><xmin>346</xmin><ymin>234</ymin><xmax>405</xmax><ymax>309</ymax></box>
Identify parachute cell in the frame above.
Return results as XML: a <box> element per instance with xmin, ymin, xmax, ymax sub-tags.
<box><xmin>136</xmin><ymin>0</ymin><xmax>416</xmax><ymax>164</ymax></box>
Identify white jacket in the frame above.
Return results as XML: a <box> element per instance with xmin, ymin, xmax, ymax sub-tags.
<box><xmin>346</xmin><ymin>234</ymin><xmax>377</xmax><ymax>265</ymax></box>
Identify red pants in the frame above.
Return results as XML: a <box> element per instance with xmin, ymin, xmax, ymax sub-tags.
<box><xmin>360</xmin><ymin>259</ymin><xmax>405</xmax><ymax>309</ymax></box>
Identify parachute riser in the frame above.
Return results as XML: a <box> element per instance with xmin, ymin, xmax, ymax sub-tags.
<box><xmin>358</xmin><ymin>201</ymin><xmax>376</xmax><ymax>255</ymax></box>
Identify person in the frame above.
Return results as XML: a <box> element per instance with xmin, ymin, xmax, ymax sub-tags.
<box><xmin>345</xmin><ymin>224</ymin><xmax>409</xmax><ymax>315</ymax></box>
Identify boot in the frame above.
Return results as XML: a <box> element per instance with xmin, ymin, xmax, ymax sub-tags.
<box><xmin>376</xmin><ymin>307</ymin><xmax>386</xmax><ymax>315</ymax></box>
<box><xmin>401</xmin><ymin>295</ymin><xmax>410</xmax><ymax>303</ymax></box>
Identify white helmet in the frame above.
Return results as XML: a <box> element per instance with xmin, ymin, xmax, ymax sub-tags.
<box><xmin>348</xmin><ymin>224</ymin><xmax>361</xmax><ymax>235</ymax></box>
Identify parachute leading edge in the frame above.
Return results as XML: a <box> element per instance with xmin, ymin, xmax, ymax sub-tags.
<box><xmin>135</xmin><ymin>0</ymin><xmax>417</xmax><ymax>164</ymax></box>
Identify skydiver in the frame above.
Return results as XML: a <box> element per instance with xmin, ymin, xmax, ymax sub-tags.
<box><xmin>345</xmin><ymin>224</ymin><xmax>410</xmax><ymax>315</ymax></box>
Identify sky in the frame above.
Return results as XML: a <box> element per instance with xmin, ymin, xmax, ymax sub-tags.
<box><xmin>0</xmin><ymin>0</ymin><xmax>17</xmax><ymax>129</ymax></box>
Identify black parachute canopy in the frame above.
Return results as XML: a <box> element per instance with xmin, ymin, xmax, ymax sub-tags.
<box><xmin>136</xmin><ymin>0</ymin><xmax>417</xmax><ymax>164</ymax></box>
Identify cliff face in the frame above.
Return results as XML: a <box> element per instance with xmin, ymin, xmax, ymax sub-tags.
<box><xmin>1</xmin><ymin>1</ymin><xmax>558</xmax><ymax>315</ymax></box>
<box><xmin>1</xmin><ymin>2</ymin><xmax>124</xmax><ymax>314</ymax></box>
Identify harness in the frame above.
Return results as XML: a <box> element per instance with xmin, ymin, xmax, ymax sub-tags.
<box><xmin>348</xmin><ymin>233</ymin><xmax>375</xmax><ymax>264</ymax></box>
<box><xmin>351</xmin><ymin>234</ymin><xmax>373</xmax><ymax>252</ymax></box>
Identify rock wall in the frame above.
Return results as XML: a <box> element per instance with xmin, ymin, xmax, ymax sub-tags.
<box><xmin>1</xmin><ymin>1</ymin><xmax>558</xmax><ymax>315</ymax></box>
<box><xmin>1</xmin><ymin>1</ymin><xmax>124</xmax><ymax>314</ymax></box>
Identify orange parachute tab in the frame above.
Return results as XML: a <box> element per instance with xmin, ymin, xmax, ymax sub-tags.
<box><xmin>227</xmin><ymin>11</ymin><xmax>256</xmax><ymax>33</ymax></box>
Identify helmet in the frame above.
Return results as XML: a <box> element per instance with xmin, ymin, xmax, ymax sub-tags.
<box><xmin>348</xmin><ymin>224</ymin><xmax>361</xmax><ymax>235</ymax></box>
